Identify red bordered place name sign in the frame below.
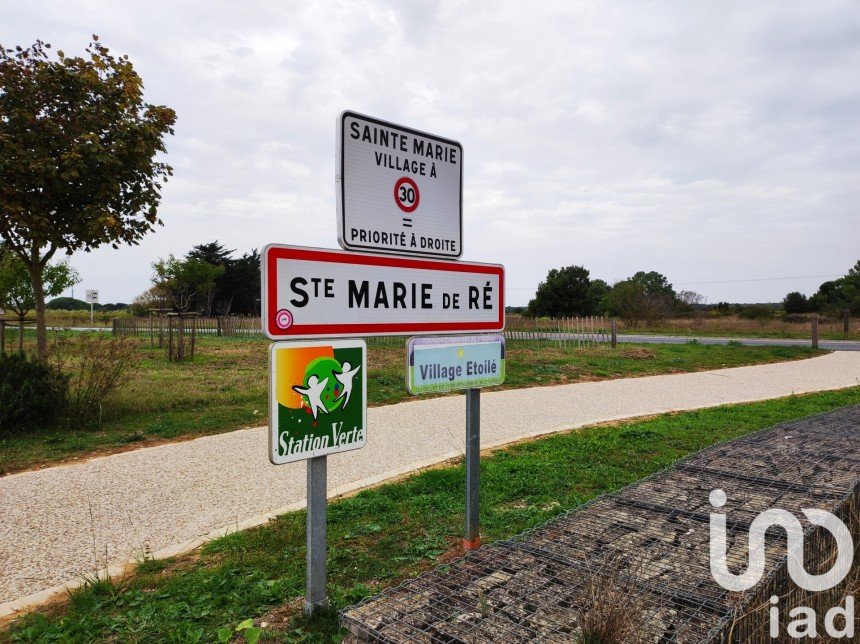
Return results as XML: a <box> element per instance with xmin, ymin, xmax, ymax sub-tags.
<box><xmin>261</xmin><ymin>244</ymin><xmax>504</xmax><ymax>340</ymax></box>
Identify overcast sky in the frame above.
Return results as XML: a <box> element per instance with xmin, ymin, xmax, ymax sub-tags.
<box><xmin>7</xmin><ymin>1</ymin><xmax>860</xmax><ymax>306</ymax></box>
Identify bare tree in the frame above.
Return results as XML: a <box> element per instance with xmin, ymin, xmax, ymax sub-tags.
<box><xmin>677</xmin><ymin>290</ymin><xmax>706</xmax><ymax>307</ymax></box>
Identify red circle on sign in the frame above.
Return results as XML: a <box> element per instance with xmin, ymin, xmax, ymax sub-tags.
<box><xmin>394</xmin><ymin>177</ymin><xmax>420</xmax><ymax>213</ymax></box>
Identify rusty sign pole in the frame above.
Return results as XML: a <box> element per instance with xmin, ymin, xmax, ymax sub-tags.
<box><xmin>464</xmin><ymin>388</ymin><xmax>481</xmax><ymax>550</ymax></box>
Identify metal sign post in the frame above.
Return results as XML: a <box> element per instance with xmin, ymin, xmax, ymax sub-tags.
<box><xmin>85</xmin><ymin>290</ymin><xmax>99</xmax><ymax>324</ymax></box>
<box><xmin>264</xmin><ymin>110</ymin><xmax>493</xmax><ymax>615</ymax></box>
<box><xmin>267</xmin><ymin>340</ymin><xmax>367</xmax><ymax>615</ymax></box>
<box><xmin>305</xmin><ymin>455</ymin><xmax>328</xmax><ymax>614</ymax></box>
<box><xmin>464</xmin><ymin>388</ymin><xmax>481</xmax><ymax>550</ymax></box>
<box><xmin>404</xmin><ymin>336</ymin><xmax>504</xmax><ymax>550</ymax></box>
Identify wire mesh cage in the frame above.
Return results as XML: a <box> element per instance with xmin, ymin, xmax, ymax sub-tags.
<box><xmin>340</xmin><ymin>405</ymin><xmax>860</xmax><ymax>643</ymax></box>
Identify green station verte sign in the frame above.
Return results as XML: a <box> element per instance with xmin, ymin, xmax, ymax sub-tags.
<box><xmin>269</xmin><ymin>339</ymin><xmax>367</xmax><ymax>465</ymax></box>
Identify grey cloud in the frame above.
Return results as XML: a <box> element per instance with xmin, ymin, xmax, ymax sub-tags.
<box><xmin>4</xmin><ymin>0</ymin><xmax>858</xmax><ymax>305</ymax></box>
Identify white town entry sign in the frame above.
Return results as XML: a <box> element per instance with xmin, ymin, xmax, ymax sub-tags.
<box><xmin>336</xmin><ymin>111</ymin><xmax>463</xmax><ymax>259</ymax></box>
<box><xmin>261</xmin><ymin>244</ymin><xmax>503</xmax><ymax>340</ymax></box>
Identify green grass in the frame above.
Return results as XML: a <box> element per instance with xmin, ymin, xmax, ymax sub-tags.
<box><xmin>0</xmin><ymin>336</ymin><xmax>827</xmax><ymax>475</ymax></box>
<box><xmin>4</xmin><ymin>387</ymin><xmax>858</xmax><ymax>643</ymax></box>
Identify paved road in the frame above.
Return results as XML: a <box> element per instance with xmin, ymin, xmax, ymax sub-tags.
<box><xmin>511</xmin><ymin>331</ymin><xmax>860</xmax><ymax>351</ymax></box>
<box><xmin>616</xmin><ymin>333</ymin><xmax>860</xmax><ymax>351</ymax></box>
<box><xmin>2</xmin><ymin>351</ymin><xmax>859</xmax><ymax>618</ymax></box>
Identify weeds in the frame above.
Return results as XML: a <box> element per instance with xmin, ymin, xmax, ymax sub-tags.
<box><xmin>50</xmin><ymin>333</ymin><xmax>139</xmax><ymax>425</ymax></box>
<box><xmin>66</xmin><ymin>570</ymin><xmax>124</xmax><ymax>612</ymax></box>
<box><xmin>575</xmin><ymin>558</ymin><xmax>646</xmax><ymax>644</ymax></box>
<box><xmin>618</xmin><ymin>346</ymin><xmax>655</xmax><ymax>359</ymax></box>
<box><xmin>217</xmin><ymin>617</ymin><xmax>262</xmax><ymax>643</ymax></box>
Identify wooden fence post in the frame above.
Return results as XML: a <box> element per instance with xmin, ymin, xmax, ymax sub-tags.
<box><xmin>190</xmin><ymin>317</ymin><xmax>196</xmax><ymax>359</ymax></box>
<box><xmin>611</xmin><ymin>318</ymin><xmax>617</xmax><ymax>348</ymax></box>
<box><xmin>812</xmin><ymin>315</ymin><xmax>819</xmax><ymax>349</ymax></box>
<box><xmin>179</xmin><ymin>316</ymin><xmax>186</xmax><ymax>361</ymax></box>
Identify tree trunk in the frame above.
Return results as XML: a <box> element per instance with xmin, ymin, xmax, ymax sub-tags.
<box><xmin>17</xmin><ymin>314</ymin><xmax>25</xmax><ymax>355</ymax></box>
<box><xmin>205</xmin><ymin>288</ymin><xmax>216</xmax><ymax>317</ymax></box>
<box><xmin>29</xmin><ymin>262</ymin><xmax>48</xmax><ymax>360</ymax></box>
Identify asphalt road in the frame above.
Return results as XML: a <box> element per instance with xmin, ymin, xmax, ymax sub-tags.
<box><xmin>615</xmin><ymin>333</ymin><xmax>860</xmax><ymax>351</ymax></box>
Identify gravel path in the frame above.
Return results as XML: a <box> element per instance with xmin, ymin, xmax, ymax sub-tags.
<box><xmin>1</xmin><ymin>351</ymin><xmax>859</xmax><ymax>615</ymax></box>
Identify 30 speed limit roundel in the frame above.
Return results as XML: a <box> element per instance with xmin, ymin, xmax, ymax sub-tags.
<box><xmin>394</xmin><ymin>177</ymin><xmax>420</xmax><ymax>213</ymax></box>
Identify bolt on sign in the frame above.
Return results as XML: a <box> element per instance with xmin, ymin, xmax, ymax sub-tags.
<box><xmin>337</xmin><ymin>111</ymin><xmax>463</xmax><ymax>259</ymax></box>
<box><xmin>269</xmin><ymin>339</ymin><xmax>367</xmax><ymax>465</ymax></box>
<box><xmin>262</xmin><ymin>244</ymin><xmax>504</xmax><ymax>340</ymax></box>
<box><xmin>407</xmin><ymin>335</ymin><xmax>506</xmax><ymax>395</ymax></box>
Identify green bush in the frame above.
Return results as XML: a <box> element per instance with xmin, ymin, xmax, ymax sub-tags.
<box><xmin>46</xmin><ymin>296</ymin><xmax>91</xmax><ymax>311</ymax></box>
<box><xmin>0</xmin><ymin>352</ymin><xmax>68</xmax><ymax>432</ymax></box>
<box><xmin>738</xmin><ymin>305</ymin><xmax>774</xmax><ymax>320</ymax></box>
<box><xmin>782</xmin><ymin>313</ymin><xmax>812</xmax><ymax>324</ymax></box>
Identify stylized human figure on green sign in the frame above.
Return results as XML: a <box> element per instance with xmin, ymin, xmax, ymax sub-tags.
<box><xmin>292</xmin><ymin>375</ymin><xmax>329</xmax><ymax>420</ymax></box>
<box><xmin>334</xmin><ymin>361</ymin><xmax>361</xmax><ymax>407</ymax></box>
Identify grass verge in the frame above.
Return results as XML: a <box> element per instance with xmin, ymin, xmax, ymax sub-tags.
<box><xmin>4</xmin><ymin>387</ymin><xmax>858</xmax><ymax>642</ymax></box>
<box><xmin>0</xmin><ymin>336</ymin><xmax>826</xmax><ymax>475</ymax></box>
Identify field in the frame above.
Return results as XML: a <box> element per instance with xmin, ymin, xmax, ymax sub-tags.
<box><xmin>1</xmin><ymin>310</ymin><xmax>132</xmax><ymax>331</ymax></box>
<box><xmin>0</xmin><ymin>332</ymin><xmax>825</xmax><ymax>475</ymax></box>
<box><xmin>616</xmin><ymin>314</ymin><xmax>857</xmax><ymax>340</ymax></box>
<box><xmin>4</xmin><ymin>388</ymin><xmax>857</xmax><ymax>642</ymax></box>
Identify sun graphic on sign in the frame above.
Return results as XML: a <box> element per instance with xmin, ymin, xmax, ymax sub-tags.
<box><xmin>457</xmin><ymin>348</ymin><xmax>464</xmax><ymax>359</ymax></box>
